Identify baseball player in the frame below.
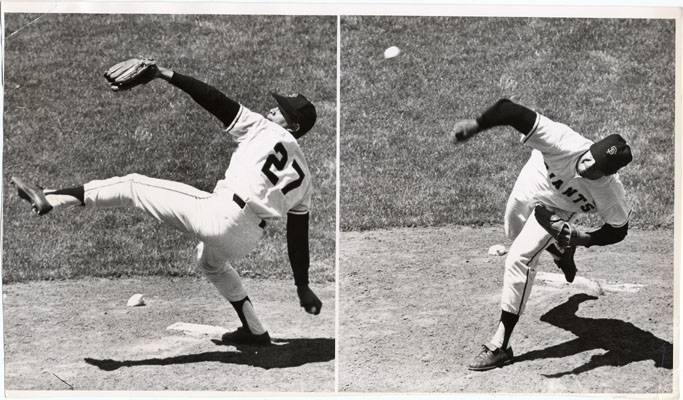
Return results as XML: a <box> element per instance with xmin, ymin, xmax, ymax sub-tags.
<box><xmin>11</xmin><ymin>59</ymin><xmax>322</xmax><ymax>346</ymax></box>
<box><xmin>451</xmin><ymin>99</ymin><xmax>632</xmax><ymax>371</ymax></box>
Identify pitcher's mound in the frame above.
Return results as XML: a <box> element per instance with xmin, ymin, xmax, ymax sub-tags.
<box><xmin>536</xmin><ymin>272</ymin><xmax>646</xmax><ymax>296</ymax></box>
<box><xmin>167</xmin><ymin>322</ymin><xmax>226</xmax><ymax>338</ymax></box>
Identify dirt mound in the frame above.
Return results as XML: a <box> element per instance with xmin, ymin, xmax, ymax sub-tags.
<box><xmin>4</xmin><ymin>277</ymin><xmax>335</xmax><ymax>391</ymax></box>
<box><xmin>339</xmin><ymin>226</ymin><xmax>673</xmax><ymax>393</ymax></box>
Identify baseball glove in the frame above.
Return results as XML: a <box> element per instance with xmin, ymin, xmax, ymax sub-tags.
<box><xmin>104</xmin><ymin>58</ymin><xmax>158</xmax><ymax>91</ymax></box>
<box><xmin>534</xmin><ymin>204</ymin><xmax>577</xmax><ymax>249</ymax></box>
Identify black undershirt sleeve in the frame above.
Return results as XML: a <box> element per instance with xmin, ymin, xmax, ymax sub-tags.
<box><xmin>583</xmin><ymin>222</ymin><xmax>628</xmax><ymax>247</ymax></box>
<box><xmin>476</xmin><ymin>98</ymin><xmax>537</xmax><ymax>135</ymax></box>
<box><xmin>287</xmin><ymin>212</ymin><xmax>310</xmax><ymax>287</ymax></box>
<box><xmin>169</xmin><ymin>72</ymin><xmax>240</xmax><ymax>128</ymax></box>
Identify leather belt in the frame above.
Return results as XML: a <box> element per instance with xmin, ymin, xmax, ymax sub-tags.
<box><xmin>232</xmin><ymin>194</ymin><xmax>266</xmax><ymax>229</ymax></box>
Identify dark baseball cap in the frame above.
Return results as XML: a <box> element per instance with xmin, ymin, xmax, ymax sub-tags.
<box><xmin>271</xmin><ymin>92</ymin><xmax>317</xmax><ymax>138</ymax></box>
<box><xmin>590</xmin><ymin>134</ymin><xmax>633</xmax><ymax>175</ymax></box>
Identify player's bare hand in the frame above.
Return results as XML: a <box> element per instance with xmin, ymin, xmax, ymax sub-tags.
<box><xmin>450</xmin><ymin>119</ymin><xmax>480</xmax><ymax>143</ymax></box>
<box><xmin>297</xmin><ymin>285</ymin><xmax>322</xmax><ymax>315</ymax></box>
<box><xmin>156</xmin><ymin>66</ymin><xmax>174</xmax><ymax>81</ymax></box>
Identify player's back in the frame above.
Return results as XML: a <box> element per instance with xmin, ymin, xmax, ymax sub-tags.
<box><xmin>216</xmin><ymin>106</ymin><xmax>313</xmax><ymax>220</ymax></box>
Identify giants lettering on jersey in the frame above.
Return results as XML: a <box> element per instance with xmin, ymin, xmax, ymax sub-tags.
<box><xmin>545</xmin><ymin>163</ymin><xmax>595</xmax><ymax>213</ymax></box>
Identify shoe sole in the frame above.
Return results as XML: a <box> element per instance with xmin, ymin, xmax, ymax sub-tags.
<box><xmin>221</xmin><ymin>336</ymin><xmax>272</xmax><ymax>345</ymax></box>
<box><xmin>221</xmin><ymin>332</ymin><xmax>272</xmax><ymax>346</ymax></box>
<box><xmin>222</xmin><ymin>340</ymin><xmax>272</xmax><ymax>347</ymax></box>
<box><xmin>467</xmin><ymin>357</ymin><xmax>514</xmax><ymax>371</ymax></box>
<box><xmin>10</xmin><ymin>177</ymin><xmax>52</xmax><ymax>215</ymax></box>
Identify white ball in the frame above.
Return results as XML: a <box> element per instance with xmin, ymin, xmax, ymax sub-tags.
<box><xmin>383</xmin><ymin>46</ymin><xmax>401</xmax><ymax>59</ymax></box>
<box><xmin>127</xmin><ymin>293</ymin><xmax>146</xmax><ymax>307</ymax></box>
<box><xmin>488</xmin><ymin>244</ymin><xmax>507</xmax><ymax>256</ymax></box>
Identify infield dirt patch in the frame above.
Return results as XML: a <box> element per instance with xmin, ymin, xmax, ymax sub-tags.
<box><xmin>339</xmin><ymin>226</ymin><xmax>673</xmax><ymax>393</ymax></box>
<box><xmin>4</xmin><ymin>277</ymin><xmax>334</xmax><ymax>392</ymax></box>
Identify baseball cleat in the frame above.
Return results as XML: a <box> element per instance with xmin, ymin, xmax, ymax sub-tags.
<box><xmin>554</xmin><ymin>245</ymin><xmax>577</xmax><ymax>283</ymax></box>
<box><xmin>468</xmin><ymin>345</ymin><xmax>513</xmax><ymax>371</ymax></box>
<box><xmin>221</xmin><ymin>326</ymin><xmax>271</xmax><ymax>346</ymax></box>
<box><xmin>11</xmin><ymin>176</ymin><xmax>52</xmax><ymax>215</ymax></box>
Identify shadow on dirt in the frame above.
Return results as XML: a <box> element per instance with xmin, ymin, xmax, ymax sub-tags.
<box><xmin>84</xmin><ymin>337</ymin><xmax>334</xmax><ymax>371</ymax></box>
<box><xmin>515</xmin><ymin>293</ymin><xmax>672</xmax><ymax>377</ymax></box>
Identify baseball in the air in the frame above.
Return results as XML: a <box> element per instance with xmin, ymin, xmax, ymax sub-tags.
<box><xmin>383</xmin><ymin>46</ymin><xmax>401</xmax><ymax>59</ymax></box>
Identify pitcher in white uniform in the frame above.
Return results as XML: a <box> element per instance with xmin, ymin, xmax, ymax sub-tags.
<box><xmin>451</xmin><ymin>99</ymin><xmax>632</xmax><ymax>370</ymax></box>
<box><xmin>12</xmin><ymin>61</ymin><xmax>322</xmax><ymax>346</ymax></box>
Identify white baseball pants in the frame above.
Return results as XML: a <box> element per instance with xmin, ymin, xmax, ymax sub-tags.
<box><xmin>83</xmin><ymin>174</ymin><xmax>265</xmax><ymax>301</ymax></box>
<box><xmin>501</xmin><ymin>164</ymin><xmax>559</xmax><ymax>316</ymax></box>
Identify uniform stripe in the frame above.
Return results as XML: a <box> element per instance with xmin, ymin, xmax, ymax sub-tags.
<box><xmin>521</xmin><ymin>113</ymin><xmax>541</xmax><ymax>144</ymax></box>
<box><xmin>517</xmin><ymin>269</ymin><xmax>531</xmax><ymax>316</ymax></box>
<box><xmin>84</xmin><ymin>179</ymin><xmax>213</xmax><ymax>199</ymax></box>
<box><xmin>517</xmin><ymin>235</ymin><xmax>553</xmax><ymax>313</ymax></box>
<box><xmin>287</xmin><ymin>210</ymin><xmax>310</xmax><ymax>216</ymax></box>
<box><xmin>224</xmin><ymin>105</ymin><xmax>244</xmax><ymax>132</ymax></box>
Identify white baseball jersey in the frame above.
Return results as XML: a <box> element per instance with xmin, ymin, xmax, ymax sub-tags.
<box><xmin>518</xmin><ymin>114</ymin><xmax>630</xmax><ymax>227</ymax></box>
<box><xmin>214</xmin><ymin>105</ymin><xmax>313</xmax><ymax>220</ymax></box>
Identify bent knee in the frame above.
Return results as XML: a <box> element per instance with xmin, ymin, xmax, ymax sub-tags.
<box><xmin>503</xmin><ymin>254</ymin><xmax>517</xmax><ymax>270</ymax></box>
<box><xmin>194</xmin><ymin>242</ymin><xmax>219</xmax><ymax>274</ymax></box>
<box><xmin>504</xmin><ymin>211</ymin><xmax>528</xmax><ymax>240</ymax></box>
<box><xmin>504</xmin><ymin>223</ymin><xmax>517</xmax><ymax>241</ymax></box>
<box><xmin>197</xmin><ymin>258</ymin><xmax>222</xmax><ymax>274</ymax></box>
<box><xmin>108</xmin><ymin>174</ymin><xmax>148</xmax><ymax>201</ymax></box>
<box><xmin>194</xmin><ymin>242</ymin><xmax>235</xmax><ymax>275</ymax></box>
<box><xmin>193</xmin><ymin>242</ymin><xmax>204</xmax><ymax>263</ymax></box>
<box><xmin>504</xmin><ymin>250</ymin><xmax>530</xmax><ymax>271</ymax></box>
<box><xmin>120</xmin><ymin>173</ymin><xmax>148</xmax><ymax>184</ymax></box>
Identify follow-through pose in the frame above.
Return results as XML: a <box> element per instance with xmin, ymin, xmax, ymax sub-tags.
<box><xmin>452</xmin><ymin>99</ymin><xmax>632</xmax><ymax>370</ymax></box>
<box><xmin>12</xmin><ymin>58</ymin><xmax>322</xmax><ymax>346</ymax></box>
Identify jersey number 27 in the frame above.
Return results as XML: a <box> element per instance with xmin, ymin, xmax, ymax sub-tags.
<box><xmin>261</xmin><ymin>142</ymin><xmax>305</xmax><ymax>195</ymax></box>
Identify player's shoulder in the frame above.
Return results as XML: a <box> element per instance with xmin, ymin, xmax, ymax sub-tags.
<box><xmin>263</xmin><ymin>121</ymin><xmax>301</xmax><ymax>145</ymax></box>
<box><xmin>262</xmin><ymin>122</ymin><xmax>299</xmax><ymax>143</ymax></box>
<box><xmin>590</xmin><ymin>173</ymin><xmax>627</xmax><ymax>198</ymax></box>
<box><xmin>606</xmin><ymin>173</ymin><xmax>626</xmax><ymax>190</ymax></box>
<box><xmin>253</xmin><ymin>123</ymin><xmax>306</xmax><ymax>155</ymax></box>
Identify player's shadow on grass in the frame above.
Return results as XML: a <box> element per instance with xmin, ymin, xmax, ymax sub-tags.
<box><xmin>84</xmin><ymin>337</ymin><xmax>334</xmax><ymax>371</ymax></box>
<box><xmin>515</xmin><ymin>293</ymin><xmax>672</xmax><ymax>377</ymax></box>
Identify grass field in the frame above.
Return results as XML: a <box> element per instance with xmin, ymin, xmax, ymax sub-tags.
<box><xmin>340</xmin><ymin>17</ymin><xmax>675</xmax><ymax>231</ymax></box>
<box><xmin>3</xmin><ymin>14</ymin><xmax>336</xmax><ymax>283</ymax></box>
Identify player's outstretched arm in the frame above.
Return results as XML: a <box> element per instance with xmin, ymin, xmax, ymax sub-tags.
<box><xmin>451</xmin><ymin>99</ymin><xmax>537</xmax><ymax>143</ymax></box>
<box><xmin>286</xmin><ymin>212</ymin><xmax>322</xmax><ymax>315</ymax></box>
<box><xmin>156</xmin><ymin>66</ymin><xmax>240</xmax><ymax>128</ymax></box>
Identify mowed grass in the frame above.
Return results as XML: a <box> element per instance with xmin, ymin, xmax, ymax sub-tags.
<box><xmin>341</xmin><ymin>17</ymin><xmax>675</xmax><ymax>231</ymax></box>
<box><xmin>3</xmin><ymin>14</ymin><xmax>336</xmax><ymax>283</ymax></box>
